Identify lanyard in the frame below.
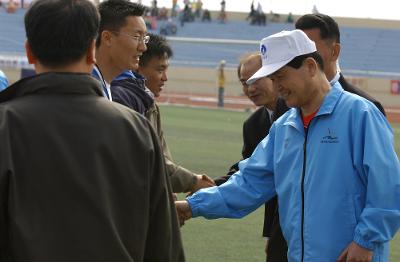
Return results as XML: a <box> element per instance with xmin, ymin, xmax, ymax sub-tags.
<box><xmin>93</xmin><ymin>64</ymin><xmax>111</xmax><ymax>100</ymax></box>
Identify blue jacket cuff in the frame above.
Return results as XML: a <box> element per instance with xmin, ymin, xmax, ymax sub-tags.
<box><xmin>187</xmin><ymin>195</ymin><xmax>200</xmax><ymax>217</ymax></box>
<box><xmin>353</xmin><ymin>232</ymin><xmax>375</xmax><ymax>251</ymax></box>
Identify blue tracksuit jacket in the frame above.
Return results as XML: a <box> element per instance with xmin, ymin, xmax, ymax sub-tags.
<box><xmin>187</xmin><ymin>82</ymin><xmax>400</xmax><ymax>262</ymax></box>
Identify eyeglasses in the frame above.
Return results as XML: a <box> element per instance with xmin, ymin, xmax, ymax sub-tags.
<box><xmin>110</xmin><ymin>31</ymin><xmax>150</xmax><ymax>44</ymax></box>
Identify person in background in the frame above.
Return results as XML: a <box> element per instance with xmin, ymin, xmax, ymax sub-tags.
<box><xmin>6</xmin><ymin>0</ymin><xmax>17</xmax><ymax>13</ymax></box>
<box><xmin>246</xmin><ymin>1</ymin><xmax>255</xmax><ymax>21</ymax></box>
<box><xmin>217</xmin><ymin>59</ymin><xmax>226</xmax><ymax>107</ymax></box>
<box><xmin>0</xmin><ymin>70</ymin><xmax>9</xmax><ymax>91</ymax></box>
<box><xmin>214</xmin><ymin>53</ymin><xmax>289</xmax><ymax>262</ymax></box>
<box><xmin>112</xmin><ymin>33</ymin><xmax>215</xmax><ymax>194</ymax></box>
<box><xmin>194</xmin><ymin>0</ymin><xmax>202</xmax><ymax>19</ymax></box>
<box><xmin>295</xmin><ymin>13</ymin><xmax>386</xmax><ymax>115</ymax></box>
<box><xmin>0</xmin><ymin>0</ymin><xmax>184</xmax><ymax>261</ymax></box>
<box><xmin>176</xmin><ymin>30</ymin><xmax>400</xmax><ymax>262</ymax></box>
<box><xmin>171</xmin><ymin>0</ymin><xmax>178</xmax><ymax>17</ymax></box>
<box><xmin>201</xmin><ymin>8</ymin><xmax>211</xmax><ymax>22</ymax></box>
<box><xmin>312</xmin><ymin>4</ymin><xmax>319</xmax><ymax>14</ymax></box>
<box><xmin>218</xmin><ymin>0</ymin><xmax>226</xmax><ymax>23</ymax></box>
<box><xmin>286</xmin><ymin>12</ymin><xmax>293</xmax><ymax>23</ymax></box>
<box><xmin>93</xmin><ymin>0</ymin><xmax>148</xmax><ymax>100</ymax></box>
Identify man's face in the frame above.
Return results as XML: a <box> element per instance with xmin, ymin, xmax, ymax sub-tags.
<box><xmin>302</xmin><ymin>28</ymin><xmax>335</xmax><ymax>77</ymax></box>
<box><xmin>239</xmin><ymin>58</ymin><xmax>277</xmax><ymax>108</ymax></box>
<box><xmin>247</xmin><ymin>77</ymin><xmax>278</xmax><ymax>108</ymax></box>
<box><xmin>270</xmin><ymin>62</ymin><xmax>314</xmax><ymax>109</ymax></box>
<box><xmin>109</xmin><ymin>16</ymin><xmax>147</xmax><ymax>72</ymax></box>
<box><xmin>139</xmin><ymin>54</ymin><xmax>169</xmax><ymax>97</ymax></box>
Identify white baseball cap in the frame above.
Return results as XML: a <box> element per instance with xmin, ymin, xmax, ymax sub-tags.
<box><xmin>246</xmin><ymin>30</ymin><xmax>317</xmax><ymax>85</ymax></box>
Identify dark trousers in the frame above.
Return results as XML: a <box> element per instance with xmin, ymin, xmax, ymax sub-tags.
<box><xmin>266</xmin><ymin>214</ymin><xmax>288</xmax><ymax>262</ymax></box>
<box><xmin>218</xmin><ymin>87</ymin><xmax>224</xmax><ymax>107</ymax></box>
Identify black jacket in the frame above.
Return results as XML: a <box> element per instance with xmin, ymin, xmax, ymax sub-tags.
<box><xmin>214</xmin><ymin>98</ymin><xmax>288</xmax><ymax>183</ymax></box>
<box><xmin>339</xmin><ymin>73</ymin><xmax>386</xmax><ymax>116</ymax></box>
<box><xmin>0</xmin><ymin>73</ymin><xmax>184</xmax><ymax>262</ymax></box>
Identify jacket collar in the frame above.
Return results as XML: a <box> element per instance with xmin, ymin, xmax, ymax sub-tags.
<box><xmin>113</xmin><ymin>70</ymin><xmax>146</xmax><ymax>81</ymax></box>
<box><xmin>283</xmin><ymin>82</ymin><xmax>344</xmax><ymax>132</ymax></box>
<box><xmin>317</xmin><ymin>81</ymin><xmax>343</xmax><ymax>116</ymax></box>
<box><xmin>0</xmin><ymin>72</ymin><xmax>104</xmax><ymax>102</ymax></box>
<box><xmin>111</xmin><ymin>77</ymin><xmax>154</xmax><ymax>110</ymax></box>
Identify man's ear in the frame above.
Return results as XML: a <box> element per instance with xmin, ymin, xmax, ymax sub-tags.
<box><xmin>101</xmin><ymin>30</ymin><xmax>113</xmax><ymax>47</ymax></box>
<box><xmin>86</xmin><ymin>39</ymin><xmax>96</xmax><ymax>65</ymax></box>
<box><xmin>25</xmin><ymin>41</ymin><xmax>36</xmax><ymax>65</ymax></box>
<box><xmin>304</xmin><ymin>57</ymin><xmax>318</xmax><ymax>77</ymax></box>
<box><xmin>331</xmin><ymin>42</ymin><xmax>341</xmax><ymax>62</ymax></box>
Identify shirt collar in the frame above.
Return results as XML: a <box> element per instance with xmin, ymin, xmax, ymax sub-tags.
<box><xmin>330</xmin><ymin>71</ymin><xmax>341</xmax><ymax>86</ymax></box>
<box><xmin>266</xmin><ymin>108</ymin><xmax>274</xmax><ymax>121</ymax></box>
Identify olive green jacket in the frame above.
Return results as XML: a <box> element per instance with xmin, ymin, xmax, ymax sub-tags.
<box><xmin>146</xmin><ymin>103</ymin><xmax>198</xmax><ymax>193</ymax></box>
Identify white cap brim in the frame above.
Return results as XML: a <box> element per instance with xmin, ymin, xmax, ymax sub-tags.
<box><xmin>246</xmin><ymin>59</ymin><xmax>290</xmax><ymax>85</ymax></box>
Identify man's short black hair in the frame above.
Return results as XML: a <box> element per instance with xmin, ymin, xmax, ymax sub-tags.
<box><xmin>97</xmin><ymin>0</ymin><xmax>145</xmax><ymax>47</ymax></box>
<box><xmin>295</xmin><ymin>14</ymin><xmax>340</xmax><ymax>43</ymax></box>
<box><xmin>286</xmin><ymin>52</ymin><xmax>324</xmax><ymax>71</ymax></box>
<box><xmin>139</xmin><ymin>33</ymin><xmax>173</xmax><ymax>67</ymax></box>
<box><xmin>24</xmin><ymin>0</ymin><xmax>99</xmax><ymax>67</ymax></box>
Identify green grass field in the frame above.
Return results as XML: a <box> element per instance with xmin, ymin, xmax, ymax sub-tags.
<box><xmin>160</xmin><ymin>105</ymin><xmax>400</xmax><ymax>261</ymax></box>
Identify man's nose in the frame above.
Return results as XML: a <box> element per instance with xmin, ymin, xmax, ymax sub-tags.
<box><xmin>138</xmin><ymin>41</ymin><xmax>147</xmax><ymax>52</ymax></box>
<box><xmin>248</xmin><ymin>84</ymin><xmax>257</xmax><ymax>93</ymax></box>
<box><xmin>162</xmin><ymin>71</ymin><xmax>168</xmax><ymax>82</ymax></box>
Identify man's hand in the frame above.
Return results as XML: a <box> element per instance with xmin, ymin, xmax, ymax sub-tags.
<box><xmin>189</xmin><ymin>174</ymin><xmax>215</xmax><ymax>194</ymax></box>
<box><xmin>171</xmin><ymin>193</ymin><xmax>178</xmax><ymax>201</ymax></box>
<box><xmin>264</xmin><ymin>238</ymin><xmax>269</xmax><ymax>255</ymax></box>
<box><xmin>175</xmin><ymin>200</ymin><xmax>193</xmax><ymax>226</ymax></box>
<box><xmin>337</xmin><ymin>241</ymin><xmax>373</xmax><ymax>262</ymax></box>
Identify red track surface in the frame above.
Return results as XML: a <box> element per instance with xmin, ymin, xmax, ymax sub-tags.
<box><xmin>157</xmin><ymin>92</ymin><xmax>400</xmax><ymax>123</ymax></box>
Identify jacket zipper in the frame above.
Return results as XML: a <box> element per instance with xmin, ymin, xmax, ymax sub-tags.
<box><xmin>301</xmin><ymin>125</ymin><xmax>310</xmax><ymax>262</ymax></box>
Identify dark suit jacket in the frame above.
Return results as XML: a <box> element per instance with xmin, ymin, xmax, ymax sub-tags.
<box><xmin>214</xmin><ymin>107</ymin><xmax>271</xmax><ymax>185</ymax></box>
<box><xmin>242</xmin><ymin>106</ymin><xmax>271</xmax><ymax>158</ymax></box>
<box><xmin>339</xmin><ymin>73</ymin><xmax>386</xmax><ymax>116</ymax></box>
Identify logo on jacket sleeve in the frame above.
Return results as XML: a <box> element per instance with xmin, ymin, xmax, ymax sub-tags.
<box><xmin>321</xmin><ymin>128</ymin><xmax>339</xmax><ymax>144</ymax></box>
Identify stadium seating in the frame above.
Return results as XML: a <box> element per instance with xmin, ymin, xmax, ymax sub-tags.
<box><xmin>0</xmin><ymin>9</ymin><xmax>25</xmax><ymax>55</ymax></box>
<box><xmin>1</xmin><ymin>9</ymin><xmax>400</xmax><ymax>78</ymax></box>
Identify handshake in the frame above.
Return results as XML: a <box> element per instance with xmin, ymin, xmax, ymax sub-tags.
<box><xmin>175</xmin><ymin>200</ymin><xmax>193</xmax><ymax>226</ymax></box>
<box><xmin>174</xmin><ymin>174</ymin><xmax>215</xmax><ymax>226</ymax></box>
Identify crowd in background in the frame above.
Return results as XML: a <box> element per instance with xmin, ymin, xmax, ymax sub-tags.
<box><xmin>141</xmin><ymin>0</ymin><xmax>296</xmax><ymax>34</ymax></box>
